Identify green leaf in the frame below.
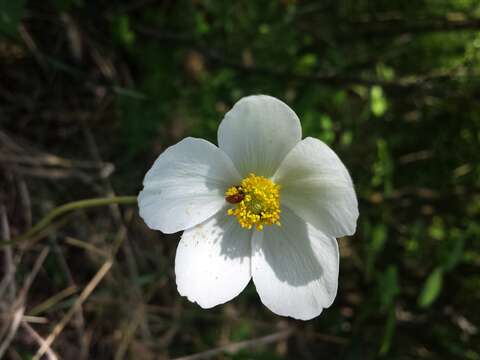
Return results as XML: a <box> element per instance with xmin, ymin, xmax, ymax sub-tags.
<box><xmin>112</xmin><ymin>14</ymin><xmax>135</xmax><ymax>47</ymax></box>
<box><xmin>378</xmin><ymin>265</ymin><xmax>400</xmax><ymax>310</ymax></box>
<box><xmin>372</xmin><ymin>224</ymin><xmax>387</xmax><ymax>253</ymax></box>
<box><xmin>340</xmin><ymin>131</ymin><xmax>353</xmax><ymax>147</ymax></box>
<box><xmin>443</xmin><ymin>235</ymin><xmax>465</xmax><ymax>272</ymax></box>
<box><xmin>195</xmin><ymin>13</ymin><xmax>210</xmax><ymax>34</ymax></box>
<box><xmin>376</xmin><ymin>63</ymin><xmax>395</xmax><ymax>81</ymax></box>
<box><xmin>429</xmin><ymin>216</ymin><xmax>445</xmax><ymax>240</ymax></box>
<box><xmin>366</xmin><ymin>224</ymin><xmax>387</xmax><ymax>281</ymax></box>
<box><xmin>295</xmin><ymin>53</ymin><xmax>317</xmax><ymax>74</ymax></box>
<box><xmin>318</xmin><ymin>114</ymin><xmax>335</xmax><ymax>144</ymax></box>
<box><xmin>370</xmin><ymin>85</ymin><xmax>388</xmax><ymax>117</ymax></box>
<box><xmin>379</xmin><ymin>308</ymin><xmax>396</xmax><ymax>356</ymax></box>
<box><xmin>418</xmin><ymin>267</ymin><xmax>444</xmax><ymax>308</ymax></box>
<box><xmin>0</xmin><ymin>0</ymin><xmax>25</xmax><ymax>36</ymax></box>
<box><xmin>371</xmin><ymin>139</ymin><xmax>394</xmax><ymax>195</ymax></box>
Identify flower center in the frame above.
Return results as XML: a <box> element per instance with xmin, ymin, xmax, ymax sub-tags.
<box><xmin>225</xmin><ymin>173</ymin><xmax>281</xmax><ymax>230</ymax></box>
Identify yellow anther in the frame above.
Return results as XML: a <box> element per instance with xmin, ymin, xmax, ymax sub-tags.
<box><xmin>225</xmin><ymin>173</ymin><xmax>281</xmax><ymax>231</ymax></box>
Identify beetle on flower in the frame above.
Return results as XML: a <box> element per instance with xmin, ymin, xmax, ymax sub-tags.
<box><xmin>138</xmin><ymin>95</ymin><xmax>358</xmax><ymax>320</ymax></box>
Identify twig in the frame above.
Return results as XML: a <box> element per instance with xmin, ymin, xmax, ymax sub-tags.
<box><xmin>21</xmin><ymin>316</ymin><xmax>48</xmax><ymax>324</ymax></box>
<box><xmin>28</xmin><ymin>285</ymin><xmax>78</xmax><ymax>316</ymax></box>
<box><xmin>1</xmin><ymin>196</ymin><xmax>137</xmax><ymax>245</ymax></box>
<box><xmin>310</xmin><ymin>331</ymin><xmax>348</xmax><ymax>345</ymax></box>
<box><xmin>18</xmin><ymin>248</ymin><xmax>50</xmax><ymax>300</ymax></box>
<box><xmin>22</xmin><ymin>321</ymin><xmax>58</xmax><ymax>360</ymax></box>
<box><xmin>114</xmin><ymin>304</ymin><xmax>148</xmax><ymax>360</ymax></box>
<box><xmin>64</xmin><ymin>236</ymin><xmax>109</xmax><ymax>257</ymax></box>
<box><xmin>0</xmin><ymin>205</ymin><xmax>15</xmax><ymax>300</ymax></box>
<box><xmin>32</xmin><ymin>260</ymin><xmax>113</xmax><ymax>360</ymax></box>
<box><xmin>18</xmin><ymin>178</ymin><xmax>32</xmax><ymax>229</ymax></box>
<box><xmin>19</xmin><ymin>215</ymin><xmax>73</xmax><ymax>250</ymax></box>
<box><xmin>0</xmin><ymin>248</ymin><xmax>49</xmax><ymax>357</ymax></box>
<box><xmin>0</xmin><ymin>305</ymin><xmax>25</xmax><ymax>358</ymax></box>
<box><xmin>0</xmin><ymin>153</ymin><xmax>114</xmax><ymax>172</ymax></box>
<box><xmin>32</xmin><ymin>223</ymin><xmax>128</xmax><ymax>360</ymax></box>
<box><xmin>172</xmin><ymin>329</ymin><xmax>295</xmax><ymax>360</ymax></box>
<box><xmin>50</xmin><ymin>234</ymin><xmax>88</xmax><ymax>359</ymax></box>
<box><xmin>157</xmin><ymin>300</ymin><xmax>181</xmax><ymax>348</ymax></box>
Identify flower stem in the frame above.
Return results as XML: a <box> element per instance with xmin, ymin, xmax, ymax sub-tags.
<box><xmin>2</xmin><ymin>196</ymin><xmax>137</xmax><ymax>246</ymax></box>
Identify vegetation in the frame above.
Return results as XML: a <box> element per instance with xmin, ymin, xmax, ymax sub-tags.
<box><xmin>1</xmin><ymin>0</ymin><xmax>479</xmax><ymax>359</ymax></box>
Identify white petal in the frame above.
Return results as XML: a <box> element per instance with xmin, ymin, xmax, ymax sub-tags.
<box><xmin>251</xmin><ymin>207</ymin><xmax>339</xmax><ymax>320</ymax></box>
<box><xmin>175</xmin><ymin>211</ymin><xmax>252</xmax><ymax>308</ymax></box>
<box><xmin>218</xmin><ymin>95</ymin><xmax>302</xmax><ymax>177</ymax></box>
<box><xmin>138</xmin><ymin>137</ymin><xmax>241</xmax><ymax>234</ymax></box>
<box><xmin>273</xmin><ymin>137</ymin><xmax>358</xmax><ymax>238</ymax></box>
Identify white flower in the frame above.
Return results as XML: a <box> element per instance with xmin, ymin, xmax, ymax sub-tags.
<box><xmin>138</xmin><ymin>95</ymin><xmax>358</xmax><ymax>320</ymax></box>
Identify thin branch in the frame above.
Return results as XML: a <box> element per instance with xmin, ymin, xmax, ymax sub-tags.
<box><xmin>0</xmin><ymin>248</ymin><xmax>49</xmax><ymax>357</ymax></box>
<box><xmin>172</xmin><ymin>329</ymin><xmax>295</xmax><ymax>360</ymax></box>
<box><xmin>0</xmin><ymin>305</ymin><xmax>25</xmax><ymax>358</ymax></box>
<box><xmin>18</xmin><ymin>248</ymin><xmax>50</xmax><ymax>300</ymax></box>
<box><xmin>32</xmin><ymin>261</ymin><xmax>113</xmax><ymax>360</ymax></box>
<box><xmin>1</xmin><ymin>196</ymin><xmax>137</xmax><ymax>246</ymax></box>
<box><xmin>49</xmin><ymin>235</ymin><xmax>88</xmax><ymax>360</ymax></box>
<box><xmin>0</xmin><ymin>205</ymin><xmax>15</xmax><ymax>300</ymax></box>
<box><xmin>114</xmin><ymin>304</ymin><xmax>148</xmax><ymax>360</ymax></box>
<box><xmin>18</xmin><ymin>178</ymin><xmax>32</xmax><ymax>229</ymax></box>
<box><xmin>28</xmin><ymin>285</ymin><xmax>78</xmax><ymax>316</ymax></box>
<box><xmin>21</xmin><ymin>322</ymin><xmax>58</xmax><ymax>360</ymax></box>
<box><xmin>32</xmin><ymin>224</ymin><xmax>128</xmax><ymax>360</ymax></box>
<box><xmin>64</xmin><ymin>236</ymin><xmax>109</xmax><ymax>258</ymax></box>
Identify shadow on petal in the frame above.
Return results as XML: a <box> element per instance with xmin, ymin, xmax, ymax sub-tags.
<box><xmin>253</xmin><ymin>207</ymin><xmax>327</xmax><ymax>287</ymax></box>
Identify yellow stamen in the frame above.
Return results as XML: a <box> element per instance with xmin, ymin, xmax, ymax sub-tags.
<box><xmin>225</xmin><ymin>173</ymin><xmax>281</xmax><ymax>230</ymax></box>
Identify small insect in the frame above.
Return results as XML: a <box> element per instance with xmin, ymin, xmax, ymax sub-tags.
<box><xmin>226</xmin><ymin>193</ymin><xmax>245</xmax><ymax>204</ymax></box>
<box><xmin>226</xmin><ymin>187</ymin><xmax>245</xmax><ymax>204</ymax></box>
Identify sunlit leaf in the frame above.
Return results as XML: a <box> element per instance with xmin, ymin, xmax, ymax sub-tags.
<box><xmin>370</xmin><ymin>86</ymin><xmax>388</xmax><ymax>117</ymax></box>
<box><xmin>418</xmin><ymin>267</ymin><xmax>444</xmax><ymax>308</ymax></box>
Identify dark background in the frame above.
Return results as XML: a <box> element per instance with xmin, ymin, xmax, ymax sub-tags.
<box><xmin>1</xmin><ymin>0</ymin><xmax>479</xmax><ymax>359</ymax></box>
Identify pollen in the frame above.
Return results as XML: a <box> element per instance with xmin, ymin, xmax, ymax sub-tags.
<box><xmin>225</xmin><ymin>173</ymin><xmax>281</xmax><ymax>230</ymax></box>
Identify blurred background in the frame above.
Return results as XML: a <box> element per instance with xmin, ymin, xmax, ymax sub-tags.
<box><xmin>1</xmin><ymin>0</ymin><xmax>480</xmax><ymax>359</ymax></box>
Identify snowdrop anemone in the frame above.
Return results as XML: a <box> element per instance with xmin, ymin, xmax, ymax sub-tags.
<box><xmin>138</xmin><ymin>95</ymin><xmax>358</xmax><ymax>320</ymax></box>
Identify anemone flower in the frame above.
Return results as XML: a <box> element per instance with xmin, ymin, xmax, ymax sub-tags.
<box><xmin>138</xmin><ymin>95</ymin><xmax>358</xmax><ymax>320</ymax></box>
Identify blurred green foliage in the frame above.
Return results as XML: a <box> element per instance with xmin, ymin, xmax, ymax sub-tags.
<box><xmin>0</xmin><ymin>0</ymin><xmax>25</xmax><ymax>36</ymax></box>
<box><xmin>2</xmin><ymin>0</ymin><xmax>480</xmax><ymax>359</ymax></box>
